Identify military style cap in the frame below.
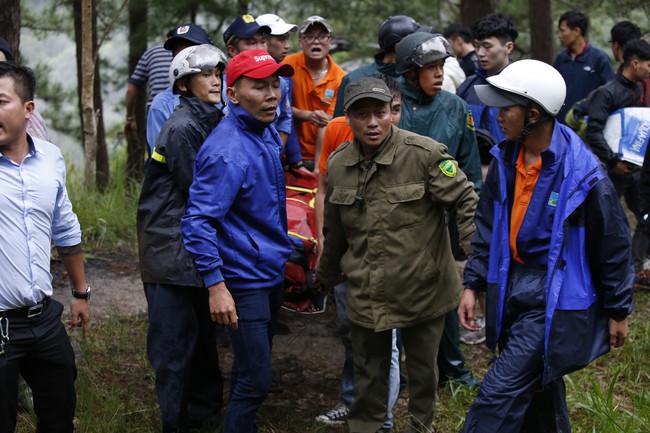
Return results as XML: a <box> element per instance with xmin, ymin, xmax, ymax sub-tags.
<box><xmin>344</xmin><ymin>77</ymin><xmax>392</xmax><ymax>110</ymax></box>
<box><xmin>223</xmin><ymin>15</ymin><xmax>271</xmax><ymax>46</ymax></box>
<box><xmin>164</xmin><ymin>23</ymin><xmax>213</xmax><ymax>50</ymax></box>
<box><xmin>299</xmin><ymin>16</ymin><xmax>333</xmax><ymax>34</ymax></box>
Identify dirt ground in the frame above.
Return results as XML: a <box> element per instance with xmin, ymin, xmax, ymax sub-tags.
<box><xmin>51</xmin><ymin>252</ymin><xmax>147</xmax><ymax>319</ymax></box>
<box><xmin>49</xmin><ymin>253</ymin><xmax>490</xmax><ymax>429</ymax></box>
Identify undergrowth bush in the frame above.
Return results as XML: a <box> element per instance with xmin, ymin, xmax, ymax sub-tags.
<box><xmin>66</xmin><ymin>149</ymin><xmax>141</xmax><ymax>254</ymax></box>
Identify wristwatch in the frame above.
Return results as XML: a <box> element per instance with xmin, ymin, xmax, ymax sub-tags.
<box><xmin>290</xmin><ymin>161</ymin><xmax>305</xmax><ymax>169</ymax></box>
<box><xmin>72</xmin><ymin>285</ymin><xmax>91</xmax><ymax>300</ymax></box>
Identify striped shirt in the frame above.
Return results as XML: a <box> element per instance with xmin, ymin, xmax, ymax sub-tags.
<box><xmin>129</xmin><ymin>44</ymin><xmax>173</xmax><ymax>106</ymax></box>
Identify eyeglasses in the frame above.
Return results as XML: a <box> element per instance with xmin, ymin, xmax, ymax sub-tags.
<box><xmin>301</xmin><ymin>33</ymin><xmax>331</xmax><ymax>43</ymax></box>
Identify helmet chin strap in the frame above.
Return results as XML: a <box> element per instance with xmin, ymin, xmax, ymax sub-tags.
<box><xmin>406</xmin><ymin>69</ymin><xmax>424</xmax><ymax>94</ymax></box>
<box><xmin>519</xmin><ymin>105</ymin><xmax>552</xmax><ymax>141</ymax></box>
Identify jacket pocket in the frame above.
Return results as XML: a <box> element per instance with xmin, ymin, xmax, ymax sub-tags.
<box><xmin>385</xmin><ymin>182</ymin><xmax>426</xmax><ymax>229</ymax></box>
<box><xmin>557</xmin><ymin>227</ymin><xmax>598</xmax><ymax>310</ymax></box>
<box><xmin>245</xmin><ymin>232</ymin><xmax>261</xmax><ymax>263</ymax></box>
<box><xmin>329</xmin><ymin>186</ymin><xmax>363</xmax><ymax>230</ymax></box>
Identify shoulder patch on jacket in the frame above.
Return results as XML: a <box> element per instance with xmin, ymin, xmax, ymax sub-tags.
<box><xmin>467</xmin><ymin>110</ymin><xmax>475</xmax><ymax>131</ymax></box>
<box><xmin>438</xmin><ymin>160</ymin><xmax>457</xmax><ymax>177</ymax></box>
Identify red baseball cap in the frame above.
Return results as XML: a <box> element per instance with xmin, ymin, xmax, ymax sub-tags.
<box><xmin>226</xmin><ymin>49</ymin><xmax>294</xmax><ymax>87</ymax></box>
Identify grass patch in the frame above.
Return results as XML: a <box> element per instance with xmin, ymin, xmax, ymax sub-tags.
<box><xmin>15</xmin><ymin>292</ymin><xmax>650</xmax><ymax>432</ymax></box>
<box><xmin>66</xmin><ymin>149</ymin><xmax>140</xmax><ymax>255</ymax></box>
<box><xmin>16</xmin><ymin>150</ymin><xmax>650</xmax><ymax>431</ymax></box>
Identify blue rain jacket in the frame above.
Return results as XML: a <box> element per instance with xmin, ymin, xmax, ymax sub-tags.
<box><xmin>465</xmin><ymin>121</ymin><xmax>634</xmax><ymax>383</ymax></box>
<box><xmin>181</xmin><ymin>104</ymin><xmax>292</xmax><ymax>290</ymax></box>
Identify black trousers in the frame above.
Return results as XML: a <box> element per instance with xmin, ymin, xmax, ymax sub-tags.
<box><xmin>144</xmin><ymin>282</ymin><xmax>224</xmax><ymax>433</ymax></box>
<box><xmin>610</xmin><ymin>169</ymin><xmax>649</xmax><ymax>273</ymax></box>
<box><xmin>462</xmin><ymin>265</ymin><xmax>571</xmax><ymax>433</ymax></box>
<box><xmin>0</xmin><ymin>300</ymin><xmax>77</xmax><ymax>433</ymax></box>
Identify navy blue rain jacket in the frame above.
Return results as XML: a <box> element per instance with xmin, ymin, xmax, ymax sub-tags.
<box><xmin>465</xmin><ymin>121</ymin><xmax>634</xmax><ymax>383</ymax></box>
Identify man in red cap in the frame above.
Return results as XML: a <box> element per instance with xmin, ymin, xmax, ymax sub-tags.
<box><xmin>181</xmin><ymin>49</ymin><xmax>294</xmax><ymax>433</ymax></box>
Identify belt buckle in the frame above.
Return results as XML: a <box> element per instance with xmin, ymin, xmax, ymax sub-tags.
<box><xmin>27</xmin><ymin>303</ymin><xmax>44</xmax><ymax>318</ymax></box>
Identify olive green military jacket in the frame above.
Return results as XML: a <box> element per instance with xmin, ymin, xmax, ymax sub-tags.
<box><xmin>316</xmin><ymin>125</ymin><xmax>479</xmax><ymax>331</ymax></box>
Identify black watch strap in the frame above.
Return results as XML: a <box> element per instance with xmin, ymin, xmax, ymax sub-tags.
<box><xmin>72</xmin><ymin>285</ymin><xmax>91</xmax><ymax>300</ymax></box>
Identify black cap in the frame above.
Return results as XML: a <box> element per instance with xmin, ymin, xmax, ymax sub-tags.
<box><xmin>164</xmin><ymin>23</ymin><xmax>213</xmax><ymax>50</ymax></box>
<box><xmin>0</xmin><ymin>38</ymin><xmax>14</xmax><ymax>61</ymax></box>
<box><xmin>223</xmin><ymin>15</ymin><xmax>271</xmax><ymax>46</ymax></box>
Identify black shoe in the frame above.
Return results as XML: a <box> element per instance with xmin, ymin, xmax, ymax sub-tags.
<box><xmin>189</xmin><ymin>415</ymin><xmax>222</xmax><ymax>432</ymax></box>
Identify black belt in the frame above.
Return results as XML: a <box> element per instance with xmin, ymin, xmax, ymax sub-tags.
<box><xmin>0</xmin><ymin>297</ymin><xmax>51</xmax><ymax>319</ymax></box>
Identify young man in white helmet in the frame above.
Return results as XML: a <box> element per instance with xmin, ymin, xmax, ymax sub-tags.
<box><xmin>137</xmin><ymin>44</ymin><xmax>228</xmax><ymax>432</ymax></box>
<box><xmin>458</xmin><ymin>59</ymin><xmax>633</xmax><ymax>432</ymax></box>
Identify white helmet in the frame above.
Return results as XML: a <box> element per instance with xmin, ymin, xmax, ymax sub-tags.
<box><xmin>483</xmin><ymin>59</ymin><xmax>567</xmax><ymax>116</ymax></box>
<box><xmin>168</xmin><ymin>44</ymin><xmax>228</xmax><ymax>90</ymax></box>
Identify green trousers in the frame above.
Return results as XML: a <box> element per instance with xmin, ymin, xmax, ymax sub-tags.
<box><xmin>348</xmin><ymin>315</ymin><xmax>445</xmax><ymax>433</ymax></box>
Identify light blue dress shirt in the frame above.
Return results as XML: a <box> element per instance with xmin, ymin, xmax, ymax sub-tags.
<box><xmin>146</xmin><ymin>87</ymin><xmax>179</xmax><ymax>153</ymax></box>
<box><xmin>0</xmin><ymin>136</ymin><xmax>81</xmax><ymax>309</ymax></box>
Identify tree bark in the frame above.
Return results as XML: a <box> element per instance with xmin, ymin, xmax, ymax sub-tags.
<box><xmin>126</xmin><ymin>0</ymin><xmax>148</xmax><ymax>181</ymax></box>
<box><xmin>460</xmin><ymin>0</ymin><xmax>497</xmax><ymax>28</ymax></box>
<box><xmin>80</xmin><ymin>0</ymin><xmax>97</xmax><ymax>191</ymax></box>
<box><xmin>74</xmin><ymin>0</ymin><xmax>109</xmax><ymax>191</ymax></box>
<box><xmin>92</xmin><ymin>0</ymin><xmax>109</xmax><ymax>190</ymax></box>
<box><xmin>0</xmin><ymin>0</ymin><xmax>20</xmax><ymax>61</ymax></box>
<box><xmin>528</xmin><ymin>0</ymin><xmax>555</xmax><ymax>64</ymax></box>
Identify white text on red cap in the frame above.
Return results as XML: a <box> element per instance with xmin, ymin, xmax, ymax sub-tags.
<box><xmin>254</xmin><ymin>54</ymin><xmax>274</xmax><ymax>62</ymax></box>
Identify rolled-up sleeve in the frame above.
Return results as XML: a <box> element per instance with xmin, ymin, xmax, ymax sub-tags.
<box><xmin>51</xmin><ymin>153</ymin><xmax>82</xmax><ymax>247</ymax></box>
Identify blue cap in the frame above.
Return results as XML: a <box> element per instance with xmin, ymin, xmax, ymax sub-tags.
<box><xmin>223</xmin><ymin>14</ymin><xmax>270</xmax><ymax>46</ymax></box>
<box><xmin>164</xmin><ymin>23</ymin><xmax>213</xmax><ymax>50</ymax></box>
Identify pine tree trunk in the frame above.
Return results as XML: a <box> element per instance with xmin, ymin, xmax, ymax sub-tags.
<box><xmin>92</xmin><ymin>0</ymin><xmax>109</xmax><ymax>191</ymax></box>
<box><xmin>529</xmin><ymin>0</ymin><xmax>555</xmax><ymax>64</ymax></box>
<box><xmin>460</xmin><ymin>0</ymin><xmax>497</xmax><ymax>28</ymax></box>
<box><xmin>126</xmin><ymin>0</ymin><xmax>148</xmax><ymax>181</ymax></box>
<box><xmin>80</xmin><ymin>0</ymin><xmax>97</xmax><ymax>191</ymax></box>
